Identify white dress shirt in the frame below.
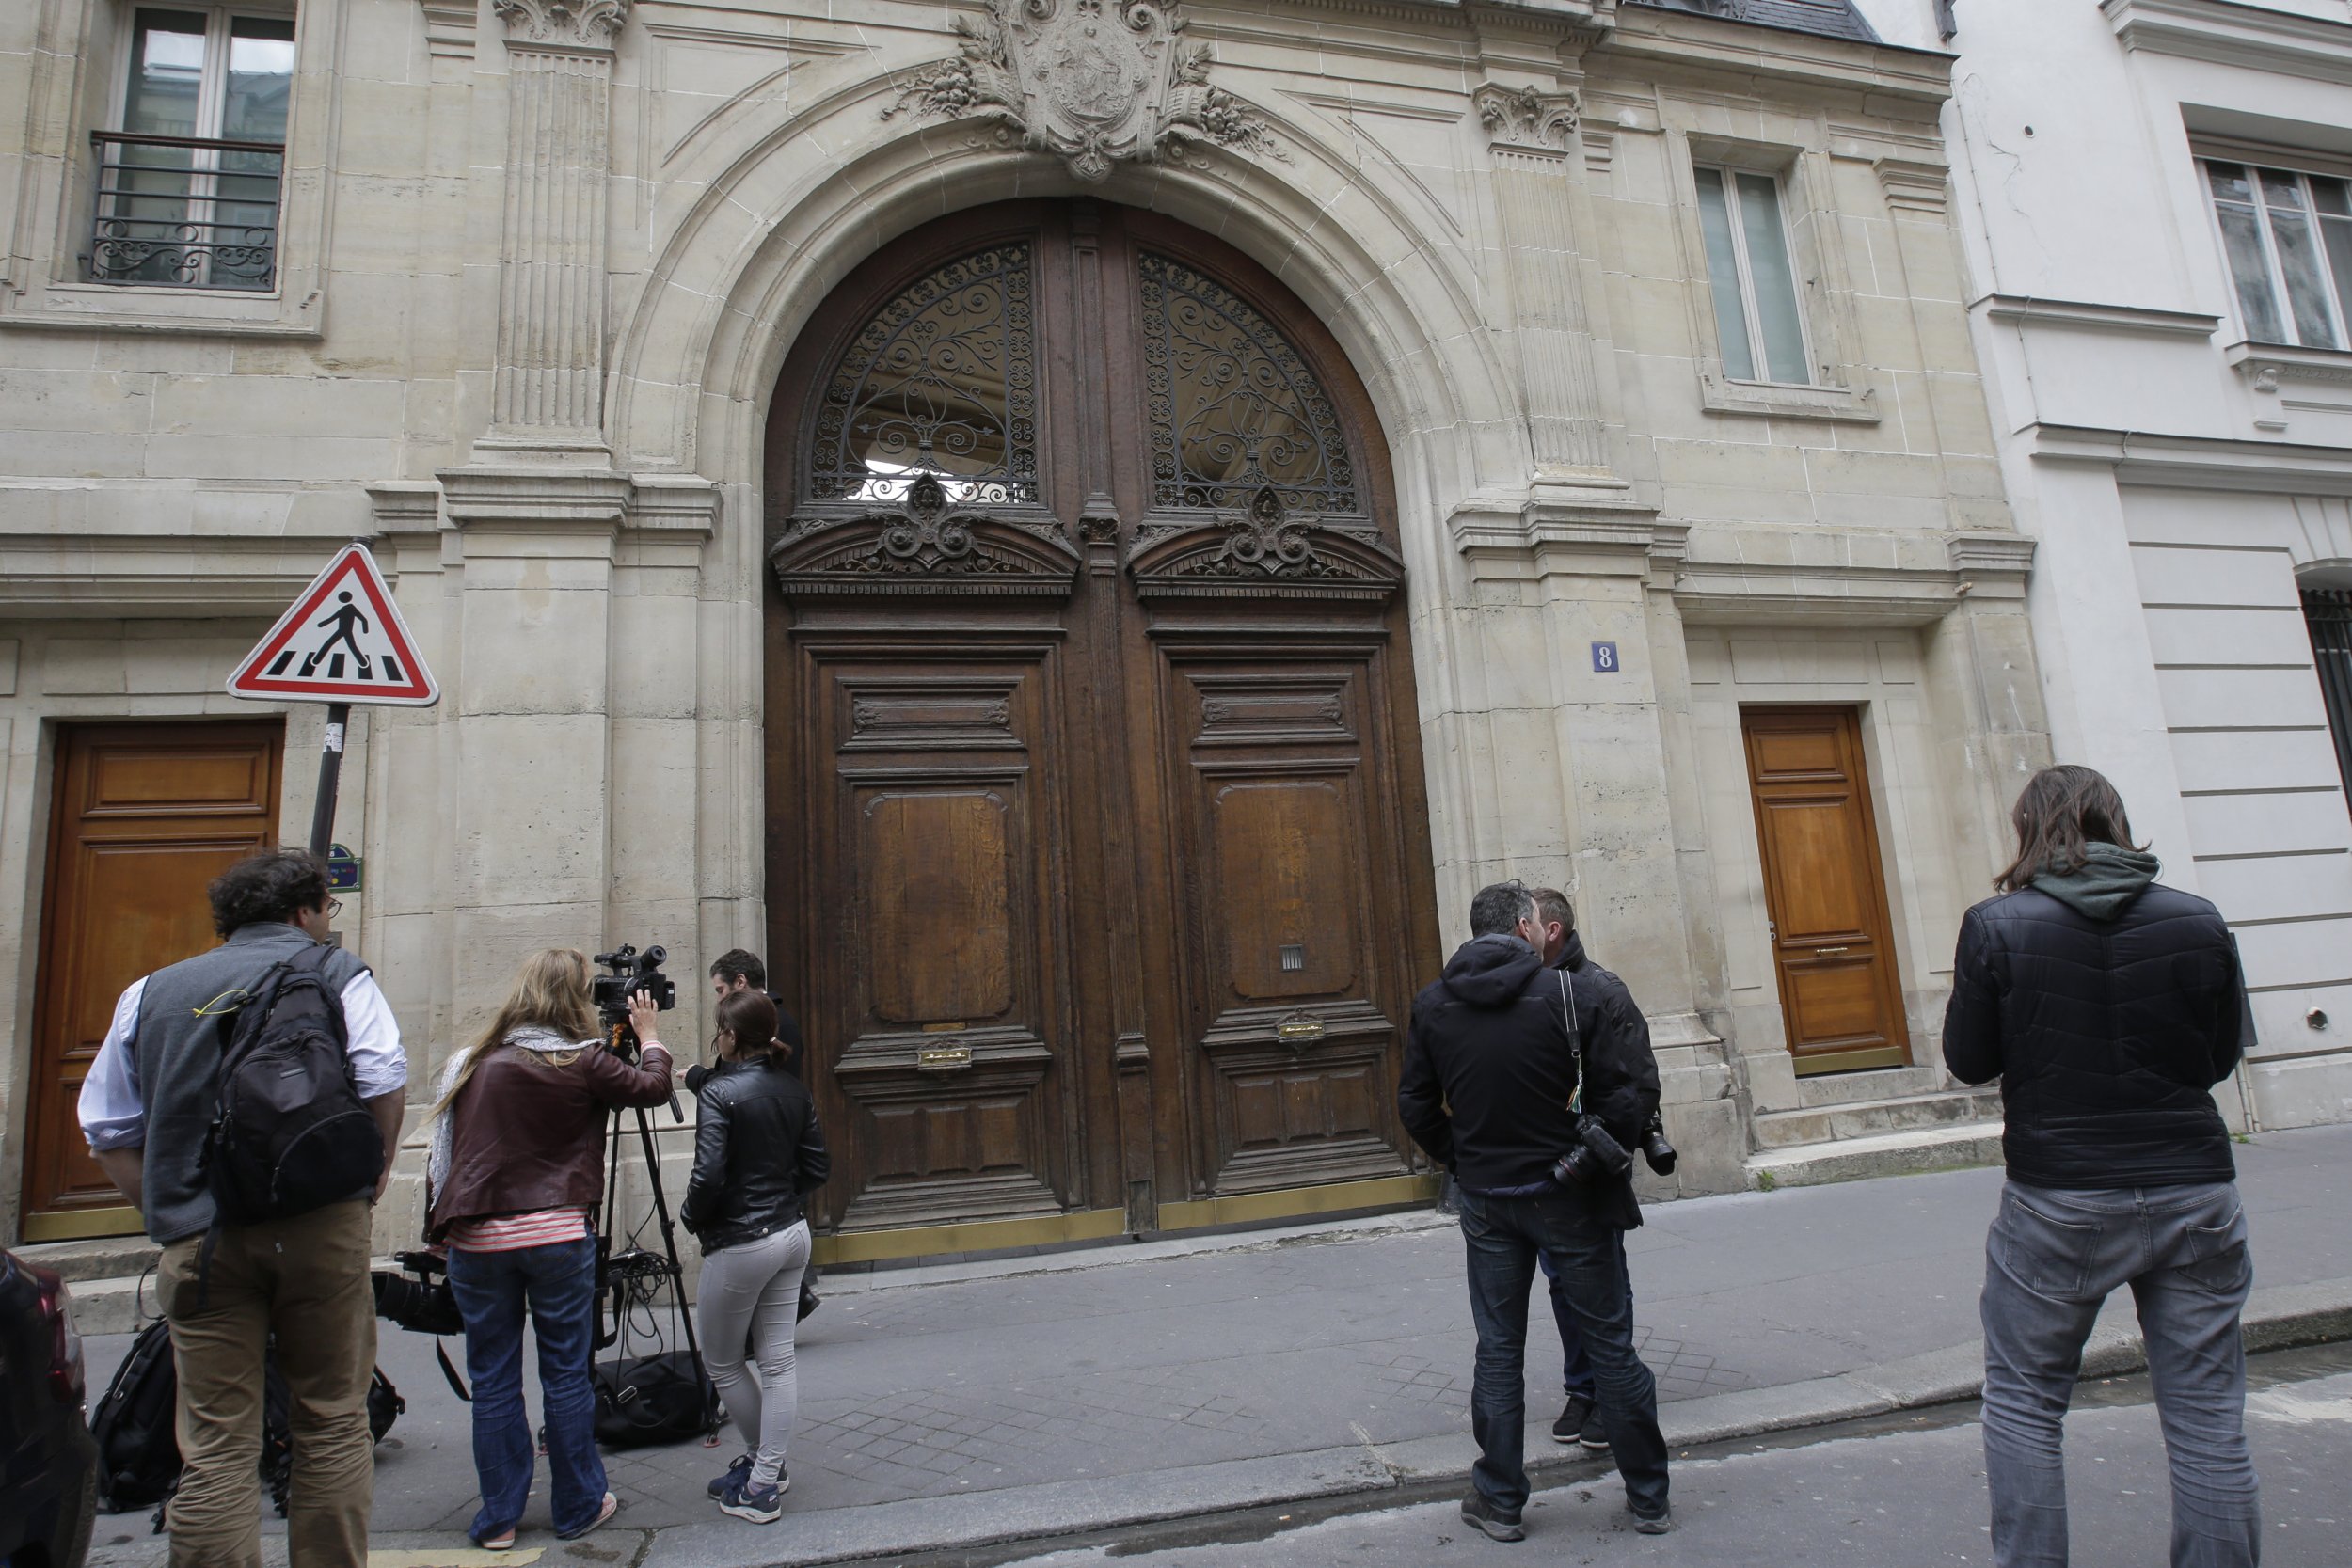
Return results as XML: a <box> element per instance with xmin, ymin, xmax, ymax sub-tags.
<box><xmin>77</xmin><ymin>968</ymin><xmax>408</xmax><ymax>1152</ymax></box>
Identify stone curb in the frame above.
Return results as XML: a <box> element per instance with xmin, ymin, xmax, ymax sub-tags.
<box><xmin>85</xmin><ymin>1276</ymin><xmax>2352</xmax><ymax>1568</ymax></box>
<box><xmin>632</xmin><ymin>1274</ymin><xmax>2352</xmax><ymax>1568</ymax></box>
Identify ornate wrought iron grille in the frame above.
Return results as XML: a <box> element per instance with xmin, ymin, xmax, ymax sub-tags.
<box><xmin>1138</xmin><ymin>252</ymin><xmax>1358</xmax><ymax>515</ymax></box>
<box><xmin>2307</xmin><ymin>588</ymin><xmax>2352</xmax><ymax>803</ymax></box>
<box><xmin>806</xmin><ymin>244</ymin><xmax>1039</xmax><ymax>506</ymax></box>
<box><xmin>85</xmin><ymin>131</ymin><xmax>281</xmax><ymax>290</ymax></box>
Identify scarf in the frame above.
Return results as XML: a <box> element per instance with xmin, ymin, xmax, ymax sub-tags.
<box><xmin>424</xmin><ymin>1025</ymin><xmax>594</xmax><ymax>1197</ymax></box>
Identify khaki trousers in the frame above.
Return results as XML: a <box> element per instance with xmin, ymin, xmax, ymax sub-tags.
<box><xmin>157</xmin><ymin>1200</ymin><xmax>376</xmax><ymax>1568</ymax></box>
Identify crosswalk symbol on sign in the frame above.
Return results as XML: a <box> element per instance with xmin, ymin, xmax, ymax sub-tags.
<box><xmin>227</xmin><ymin>544</ymin><xmax>439</xmax><ymax>706</ymax></box>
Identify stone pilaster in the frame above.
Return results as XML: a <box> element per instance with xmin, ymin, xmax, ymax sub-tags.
<box><xmin>480</xmin><ymin>0</ymin><xmax>629</xmax><ymax>454</ymax></box>
<box><xmin>1474</xmin><ymin>82</ymin><xmax>1614</xmax><ymax>484</ymax></box>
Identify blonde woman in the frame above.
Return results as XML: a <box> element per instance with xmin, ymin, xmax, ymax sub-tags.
<box><xmin>424</xmin><ymin>949</ymin><xmax>674</xmax><ymax>1550</ymax></box>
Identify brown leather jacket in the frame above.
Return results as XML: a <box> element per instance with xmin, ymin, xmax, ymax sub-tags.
<box><xmin>425</xmin><ymin>1037</ymin><xmax>675</xmax><ymax>1243</ymax></box>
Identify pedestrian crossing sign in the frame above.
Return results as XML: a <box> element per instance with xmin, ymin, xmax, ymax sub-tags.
<box><xmin>226</xmin><ymin>543</ymin><xmax>439</xmax><ymax>706</ymax></box>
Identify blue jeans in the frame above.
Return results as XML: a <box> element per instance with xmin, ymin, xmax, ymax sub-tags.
<box><xmin>447</xmin><ymin>1239</ymin><xmax>606</xmax><ymax>1541</ymax></box>
<box><xmin>1979</xmin><ymin>1180</ymin><xmax>2258</xmax><ymax>1568</ymax></box>
<box><xmin>1536</xmin><ymin>1248</ymin><xmax>1597</xmax><ymax>1398</ymax></box>
<box><xmin>1457</xmin><ymin>1189</ymin><xmax>1670</xmax><ymax>1518</ymax></box>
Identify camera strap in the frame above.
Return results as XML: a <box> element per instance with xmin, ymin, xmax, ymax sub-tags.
<box><xmin>1558</xmin><ymin>967</ymin><xmax>1584</xmax><ymax>1115</ymax></box>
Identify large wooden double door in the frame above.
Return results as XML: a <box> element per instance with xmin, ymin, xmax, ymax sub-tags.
<box><xmin>763</xmin><ymin>202</ymin><xmax>1440</xmax><ymax>1253</ymax></box>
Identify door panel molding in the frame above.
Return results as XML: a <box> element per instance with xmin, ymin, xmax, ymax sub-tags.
<box><xmin>23</xmin><ymin>719</ymin><xmax>284</xmax><ymax>1240</ymax></box>
<box><xmin>1740</xmin><ymin>705</ymin><xmax>1911</xmax><ymax>1076</ymax></box>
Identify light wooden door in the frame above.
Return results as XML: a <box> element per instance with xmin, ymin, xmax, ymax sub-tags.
<box><xmin>762</xmin><ymin>201</ymin><xmax>1441</xmax><ymax>1243</ymax></box>
<box><xmin>1740</xmin><ymin>706</ymin><xmax>1910</xmax><ymax>1075</ymax></box>
<box><xmin>23</xmin><ymin>720</ymin><xmax>285</xmax><ymax>1240</ymax></box>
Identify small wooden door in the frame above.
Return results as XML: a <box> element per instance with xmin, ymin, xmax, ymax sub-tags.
<box><xmin>1740</xmin><ymin>706</ymin><xmax>1910</xmax><ymax>1075</ymax></box>
<box><xmin>21</xmin><ymin>721</ymin><xmax>284</xmax><ymax>1240</ymax></box>
<box><xmin>763</xmin><ymin>201</ymin><xmax>1441</xmax><ymax>1245</ymax></box>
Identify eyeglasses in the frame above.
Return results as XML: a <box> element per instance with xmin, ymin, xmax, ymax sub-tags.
<box><xmin>325</xmin><ymin>898</ymin><xmax>343</xmax><ymax>918</ymax></box>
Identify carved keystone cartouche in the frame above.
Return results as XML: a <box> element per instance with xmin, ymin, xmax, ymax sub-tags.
<box><xmin>886</xmin><ymin>0</ymin><xmax>1284</xmax><ymax>182</ymax></box>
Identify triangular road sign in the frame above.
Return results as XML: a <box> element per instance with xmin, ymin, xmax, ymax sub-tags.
<box><xmin>228</xmin><ymin>544</ymin><xmax>440</xmax><ymax>706</ymax></box>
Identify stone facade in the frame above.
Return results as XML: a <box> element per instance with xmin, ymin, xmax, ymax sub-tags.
<box><xmin>1860</xmin><ymin>0</ymin><xmax>2352</xmax><ymax>1132</ymax></box>
<box><xmin>0</xmin><ymin>0</ymin><xmax>2053</xmax><ymax>1250</ymax></box>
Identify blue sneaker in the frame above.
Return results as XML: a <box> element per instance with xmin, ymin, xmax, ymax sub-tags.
<box><xmin>707</xmin><ymin>1452</ymin><xmax>753</xmax><ymax>1499</ymax></box>
<box><xmin>721</xmin><ymin>1474</ymin><xmax>785</xmax><ymax>1524</ymax></box>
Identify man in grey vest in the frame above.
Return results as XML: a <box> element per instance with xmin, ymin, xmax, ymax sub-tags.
<box><xmin>79</xmin><ymin>848</ymin><xmax>405</xmax><ymax>1568</ymax></box>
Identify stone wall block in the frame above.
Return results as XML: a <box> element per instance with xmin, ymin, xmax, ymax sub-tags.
<box><xmin>452</xmin><ymin>715</ymin><xmax>612</xmax><ymax>906</ymax></box>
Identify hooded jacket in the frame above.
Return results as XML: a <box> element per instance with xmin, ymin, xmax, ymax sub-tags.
<box><xmin>1397</xmin><ymin>931</ymin><xmax>1660</xmax><ymax>1227</ymax></box>
<box><xmin>1942</xmin><ymin>845</ymin><xmax>2247</xmax><ymax>1190</ymax></box>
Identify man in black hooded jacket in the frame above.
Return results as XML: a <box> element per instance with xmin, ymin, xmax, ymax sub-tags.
<box><xmin>1398</xmin><ymin>880</ymin><xmax>1669</xmax><ymax>1542</ymax></box>
<box><xmin>1944</xmin><ymin>765</ymin><xmax>2256</xmax><ymax>1568</ymax></box>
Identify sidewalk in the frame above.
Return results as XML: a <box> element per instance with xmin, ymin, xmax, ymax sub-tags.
<box><xmin>82</xmin><ymin>1123</ymin><xmax>2352</xmax><ymax>1567</ymax></box>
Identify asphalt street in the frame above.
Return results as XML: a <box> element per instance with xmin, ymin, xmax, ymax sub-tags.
<box><xmin>976</xmin><ymin>1350</ymin><xmax>2352</xmax><ymax>1568</ymax></box>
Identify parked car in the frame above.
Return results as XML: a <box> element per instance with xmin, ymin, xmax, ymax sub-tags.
<box><xmin>0</xmin><ymin>1249</ymin><xmax>96</xmax><ymax>1568</ymax></box>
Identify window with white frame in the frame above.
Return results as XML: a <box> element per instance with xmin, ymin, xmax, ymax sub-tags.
<box><xmin>2203</xmin><ymin>159</ymin><xmax>2352</xmax><ymax>350</ymax></box>
<box><xmin>1692</xmin><ymin>165</ymin><xmax>1812</xmax><ymax>385</ymax></box>
<box><xmin>87</xmin><ymin>6</ymin><xmax>296</xmax><ymax>290</ymax></box>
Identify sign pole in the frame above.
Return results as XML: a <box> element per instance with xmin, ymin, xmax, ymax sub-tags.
<box><xmin>308</xmin><ymin>702</ymin><xmax>351</xmax><ymax>860</ymax></box>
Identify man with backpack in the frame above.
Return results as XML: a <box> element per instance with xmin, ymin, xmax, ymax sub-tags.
<box><xmin>78</xmin><ymin>847</ymin><xmax>405</xmax><ymax>1568</ymax></box>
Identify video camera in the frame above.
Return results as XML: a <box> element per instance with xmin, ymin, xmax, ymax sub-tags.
<box><xmin>593</xmin><ymin>942</ymin><xmax>682</xmax><ymax>1120</ymax></box>
<box><xmin>592</xmin><ymin>943</ymin><xmax>675</xmax><ymax>1041</ymax></box>
<box><xmin>373</xmin><ymin>1249</ymin><xmax>462</xmax><ymax>1338</ymax></box>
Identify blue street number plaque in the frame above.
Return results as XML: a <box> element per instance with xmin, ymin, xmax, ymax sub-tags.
<box><xmin>1591</xmin><ymin>641</ymin><xmax>1619</xmax><ymax>673</ymax></box>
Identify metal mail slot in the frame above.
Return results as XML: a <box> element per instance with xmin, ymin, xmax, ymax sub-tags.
<box><xmin>1276</xmin><ymin>1016</ymin><xmax>1325</xmax><ymax>1045</ymax></box>
<box><xmin>917</xmin><ymin>1043</ymin><xmax>974</xmax><ymax>1071</ymax></box>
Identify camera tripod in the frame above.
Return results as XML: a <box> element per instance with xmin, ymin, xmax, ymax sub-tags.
<box><xmin>595</xmin><ymin>1018</ymin><xmax>705</xmax><ymax>1375</ymax></box>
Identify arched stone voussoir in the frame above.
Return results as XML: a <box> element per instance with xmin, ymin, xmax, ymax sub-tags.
<box><xmin>607</xmin><ymin>81</ymin><xmax>1516</xmax><ymax>518</ymax></box>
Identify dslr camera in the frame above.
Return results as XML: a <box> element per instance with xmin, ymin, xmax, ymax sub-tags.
<box><xmin>592</xmin><ymin>943</ymin><xmax>675</xmax><ymax>1048</ymax></box>
<box><xmin>1638</xmin><ymin>1111</ymin><xmax>1677</xmax><ymax>1177</ymax></box>
<box><xmin>372</xmin><ymin>1249</ymin><xmax>463</xmax><ymax>1338</ymax></box>
<box><xmin>1551</xmin><ymin>1110</ymin><xmax>1679</xmax><ymax>1186</ymax></box>
<box><xmin>1551</xmin><ymin>1112</ymin><xmax>1633</xmax><ymax>1187</ymax></box>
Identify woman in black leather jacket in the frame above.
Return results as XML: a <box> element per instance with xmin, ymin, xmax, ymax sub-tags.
<box><xmin>681</xmin><ymin>990</ymin><xmax>829</xmax><ymax>1524</ymax></box>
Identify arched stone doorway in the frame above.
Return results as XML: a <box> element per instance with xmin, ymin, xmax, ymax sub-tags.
<box><xmin>762</xmin><ymin>200</ymin><xmax>1441</xmax><ymax>1260</ymax></box>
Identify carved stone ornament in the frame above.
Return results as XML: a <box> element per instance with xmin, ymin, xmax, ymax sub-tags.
<box><xmin>1473</xmin><ymin>83</ymin><xmax>1581</xmax><ymax>151</ymax></box>
<box><xmin>493</xmin><ymin>0</ymin><xmax>630</xmax><ymax>47</ymax></box>
<box><xmin>884</xmin><ymin>0</ymin><xmax>1285</xmax><ymax>183</ymax></box>
<box><xmin>1126</xmin><ymin>486</ymin><xmax>1402</xmax><ymax>603</ymax></box>
<box><xmin>771</xmin><ymin>473</ymin><xmax>1081</xmax><ymax>600</ymax></box>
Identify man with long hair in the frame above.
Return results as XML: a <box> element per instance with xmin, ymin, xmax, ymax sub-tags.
<box><xmin>1945</xmin><ymin>765</ymin><xmax>2258</xmax><ymax>1567</ymax></box>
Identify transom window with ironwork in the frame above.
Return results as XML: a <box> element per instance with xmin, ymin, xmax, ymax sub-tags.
<box><xmin>804</xmin><ymin>244</ymin><xmax>1040</xmax><ymax>508</ymax></box>
<box><xmin>1137</xmin><ymin>252</ymin><xmax>1358</xmax><ymax>516</ymax></box>
<box><xmin>87</xmin><ymin>5</ymin><xmax>294</xmax><ymax>291</ymax></box>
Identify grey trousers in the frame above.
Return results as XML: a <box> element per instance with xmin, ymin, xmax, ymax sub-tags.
<box><xmin>1979</xmin><ymin>1180</ymin><xmax>2258</xmax><ymax>1568</ymax></box>
<box><xmin>697</xmin><ymin>1221</ymin><xmax>811</xmax><ymax>1489</ymax></box>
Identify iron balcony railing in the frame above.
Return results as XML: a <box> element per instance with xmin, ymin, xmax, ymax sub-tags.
<box><xmin>85</xmin><ymin>129</ymin><xmax>283</xmax><ymax>291</ymax></box>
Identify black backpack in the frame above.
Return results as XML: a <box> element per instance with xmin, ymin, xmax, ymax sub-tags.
<box><xmin>90</xmin><ymin>1315</ymin><xmax>405</xmax><ymax>1521</ymax></box>
<box><xmin>199</xmin><ymin>943</ymin><xmax>384</xmax><ymax>1227</ymax></box>
<box><xmin>90</xmin><ymin>1316</ymin><xmax>181</xmax><ymax>1513</ymax></box>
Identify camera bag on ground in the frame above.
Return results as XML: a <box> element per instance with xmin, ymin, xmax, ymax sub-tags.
<box><xmin>200</xmin><ymin>942</ymin><xmax>384</xmax><ymax>1231</ymax></box>
<box><xmin>590</xmin><ymin>1243</ymin><xmax>721</xmax><ymax>1449</ymax></box>
<box><xmin>593</xmin><ymin>1349</ymin><xmax>721</xmax><ymax>1449</ymax></box>
<box><xmin>259</xmin><ymin>1363</ymin><xmax>405</xmax><ymax>1516</ymax></box>
<box><xmin>90</xmin><ymin>1315</ymin><xmax>180</xmax><ymax>1513</ymax></box>
<box><xmin>91</xmin><ymin>1311</ymin><xmax>404</xmax><ymax>1522</ymax></box>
